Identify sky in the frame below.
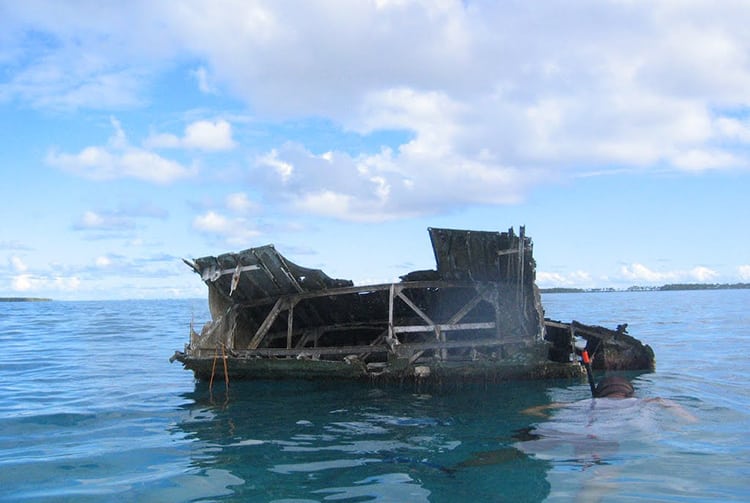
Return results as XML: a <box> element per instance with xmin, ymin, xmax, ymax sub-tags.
<box><xmin>1</xmin><ymin>0</ymin><xmax>749</xmax><ymax>301</ymax></box>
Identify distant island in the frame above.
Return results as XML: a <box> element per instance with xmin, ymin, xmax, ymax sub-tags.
<box><xmin>0</xmin><ymin>297</ymin><xmax>53</xmax><ymax>302</ymax></box>
<box><xmin>541</xmin><ymin>283</ymin><xmax>750</xmax><ymax>294</ymax></box>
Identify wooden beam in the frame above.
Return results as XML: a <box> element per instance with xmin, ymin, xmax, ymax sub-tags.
<box><xmin>393</xmin><ymin>321</ymin><xmax>495</xmax><ymax>333</ymax></box>
<box><xmin>247</xmin><ymin>298</ymin><xmax>286</xmax><ymax>349</ymax></box>
<box><xmin>396</xmin><ymin>290</ymin><xmax>436</xmax><ymax>328</ymax></box>
<box><xmin>227</xmin><ymin>336</ymin><xmax>527</xmax><ymax>359</ymax></box>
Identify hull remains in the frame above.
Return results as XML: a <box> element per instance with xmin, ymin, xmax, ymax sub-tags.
<box><xmin>171</xmin><ymin>227</ymin><xmax>654</xmax><ymax>384</ymax></box>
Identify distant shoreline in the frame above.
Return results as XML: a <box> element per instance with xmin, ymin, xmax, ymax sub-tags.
<box><xmin>540</xmin><ymin>283</ymin><xmax>750</xmax><ymax>294</ymax></box>
<box><xmin>0</xmin><ymin>297</ymin><xmax>53</xmax><ymax>302</ymax></box>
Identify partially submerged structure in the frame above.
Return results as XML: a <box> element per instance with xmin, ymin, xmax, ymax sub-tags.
<box><xmin>171</xmin><ymin>227</ymin><xmax>654</xmax><ymax>383</ymax></box>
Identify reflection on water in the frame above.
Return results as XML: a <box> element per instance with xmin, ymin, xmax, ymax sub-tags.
<box><xmin>172</xmin><ymin>380</ymin><xmax>555</xmax><ymax>502</ymax></box>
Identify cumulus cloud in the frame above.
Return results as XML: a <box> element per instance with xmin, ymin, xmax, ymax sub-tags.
<box><xmin>191</xmin><ymin>66</ymin><xmax>216</xmax><ymax>94</ymax></box>
<box><xmin>225</xmin><ymin>192</ymin><xmax>260</xmax><ymax>213</ymax></box>
<box><xmin>537</xmin><ymin>270</ymin><xmax>593</xmax><ymax>288</ymax></box>
<box><xmin>95</xmin><ymin>256</ymin><xmax>112</xmax><ymax>268</ymax></box>
<box><xmin>192</xmin><ymin>210</ymin><xmax>261</xmax><ymax>246</ymax></box>
<box><xmin>73</xmin><ymin>203</ymin><xmax>168</xmax><ymax>233</ymax></box>
<box><xmin>145</xmin><ymin>119</ymin><xmax>236</xmax><ymax>151</ymax></box>
<box><xmin>619</xmin><ymin>263</ymin><xmax>718</xmax><ymax>284</ymax></box>
<box><xmin>251</xmin><ymin>140</ymin><xmax>534</xmax><ymax>221</ymax></box>
<box><xmin>74</xmin><ymin>211</ymin><xmax>135</xmax><ymax>231</ymax></box>
<box><xmin>10</xmin><ymin>256</ymin><xmax>28</xmax><ymax>272</ymax></box>
<box><xmin>47</xmin><ymin>117</ymin><xmax>195</xmax><ymax>184</ymax></box>
<box><xmin>8</xmin><ymin>1</ymin><xmax>750</xmax><ymax>219</ymax></box>
<box><xmin>11</xmin><ymin>274</ymin><xmax>81</xmax><ymax>293</ymax></box>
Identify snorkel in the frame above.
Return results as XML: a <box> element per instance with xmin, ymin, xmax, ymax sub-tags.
<box><xmin>581</xmin><ymin>350</ymin><xmax>597</xmax><ymax>398</ymax></box>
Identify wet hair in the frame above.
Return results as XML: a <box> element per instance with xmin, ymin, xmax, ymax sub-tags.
<box><xmin>594</xmin><ymin>376</ymin><xmax>634</xmax><ymax>398</ymax></box>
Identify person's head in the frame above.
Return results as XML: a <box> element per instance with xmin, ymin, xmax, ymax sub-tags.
<box><xmin>594</xmin><ymin>376</ymin><xmax>634</xmax><ymax>398</ymax></box>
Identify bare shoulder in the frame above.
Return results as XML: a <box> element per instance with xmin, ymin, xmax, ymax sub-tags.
<box><xmin>644</xmin><ymin>397</ymin><xmax>698</xmax><ymax>422</ymax></box>
<box><xmin>521</xmin><ymin>403</ymin><xmax>566</xmax><ymax>417</ymax></box>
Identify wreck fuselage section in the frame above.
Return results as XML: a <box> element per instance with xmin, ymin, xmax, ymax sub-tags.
<box><xmin>172</xmin><ymin>227</ymin><xmax>654</xmax><ymax>383</ymax></box>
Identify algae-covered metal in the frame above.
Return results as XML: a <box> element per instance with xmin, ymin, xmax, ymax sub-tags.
<box><xmin>171</xmin><ymin>227</ymin><xmax>654</xmax><ymax>383</ymax></box>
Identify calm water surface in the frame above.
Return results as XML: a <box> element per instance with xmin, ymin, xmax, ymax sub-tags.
<box><xmin>0</xmin><ymin>291</ymin><xmax>748</xmax><ymax>502</ymax></box>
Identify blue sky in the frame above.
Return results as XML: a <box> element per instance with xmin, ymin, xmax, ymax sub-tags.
<box><xmin>1</xmin><ymin>1</ymin><xmax>749</xmax><ymax>300</ymax></box>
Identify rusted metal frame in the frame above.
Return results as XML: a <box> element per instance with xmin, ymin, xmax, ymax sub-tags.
<box><xmin>291</xmin><ymin>323</ymin><xmax>389</xmax><ymax>350</ymax></box>
<box><xmin>394</xmin><ymin>286</ymin><xmax>438</xmax><ymax>339</ymax></box>
<box><xmin>236</xmin><ymin>280</ymin><xmax>496</xmax><ymax>352</ymax></box>
<box><xmin>408</xmin><ymin>350</ymin><xmax>425</xmax><ymax>364</ymax></box>
<box><xmin>206</xmin><ymin>274</ymin><xmax>236</xmax><ymax>307</ymax></box>
<box><xmin>234</xmin><ymin>345</ymin><xmax>391</xmax><ymax>358</ymax></box>
<box><xmin>388</xmin><ymin>283</ymin><xmax>395</xmax><ymax>342</ymax></box>
<box><xmin>251</xmin><ymin>249</ymin><xmax>282</xmax><ymax>296</ymax></box>
<box><xmin>199</xmin><ymin>261</ymin><xmax>260</xmax><ymax>281</ymax></box>
<box><xmin>518</xmin><ymin>227</ymin><xmax>526</xmax><ymax>314</ymax></box>
<box><xmin>446</xmin><ymin>285</ymin><xmax>491</xmax><ymax>325</ymax></box>
<box><xmin>437</xmin><ymin>325</ymin><xmax>447</xmax><ymax>360</ymax></box>
<box><xmin>496</xmin><ymin>248</ymin><xmax>521</xmax><ymax>256</ymax></box>
<box><xmin>544</xmin><ymin>320</ymin><xmax>570</xmax><ymax>329</ymax></box>
<box><xmin>570</xmin><ymin>321</ymin><xmax>617</xmax><ymax>342</ymax></box>
<box><xmin>393</xmin><ymin>321</ymin><xmax>496</xmax><ymax>333</ymax></box>
<box><xmin>225</xmin><ymin>336</ymin><xmax>526</xmax><ymax>359</ymax></box>
<box><xmin>396</xmin><ymin>336</ymin><xmax>527</xmax><ymax>353</ymax></box>
<box><xmin>286</xmin><ymin>298</ymin><xmax>298</xmax><ymax>349</ymax></box>
<box><xmin>230</xmin><ymin>280</ymin><xmax>479</xmax><ymax>309</ymax></box>
<box><xmin>274</xmin><ymin>322</ymin><xmax>388</xmax><ymax>350</ymax></box>
<box><xmin>360</xmin><ymin>329</ymin><xmax>389</xmax><ymax>362</ymax></box>
<box><xmin>247</xmin><ymin>297</ymin><xmax>288</xmax><ymax>349</ymax></box>
<box><xmin>274</xmin><ymin>253</ymin><xmax>306</xmax><ymax>293</ymax></box>
<box><xmin>295</xmin><ymin>331</ymin><xmax>312</xmax><ymax>349</ymax></box>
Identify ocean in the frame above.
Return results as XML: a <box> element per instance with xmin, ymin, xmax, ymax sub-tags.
<box><xmin>1</xmin><ymin>290</ymin><xmax>748</xmax><ymax>502</ymax></box>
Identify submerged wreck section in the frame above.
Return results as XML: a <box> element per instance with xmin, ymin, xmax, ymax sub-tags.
<box><xmin>172</xmin><ymin>227</ymin><xmax>654</xmax><ymax>383</ymax></box>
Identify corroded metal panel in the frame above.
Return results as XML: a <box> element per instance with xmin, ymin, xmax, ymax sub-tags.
<box><xmin>189</xmin><ymin>244</ymin><xmax>353</xmax><ymax>303</ymax></box>
<box><xmin>428</xmin><ymin>227</ymin><xmax>532</xmax><ymax>282</ymax></box>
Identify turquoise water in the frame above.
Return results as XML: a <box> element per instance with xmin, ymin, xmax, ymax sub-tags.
<box><xmin>1</xmin><ymin>291</ymin><xmax>748</xmax><ymax>501</ymax></box>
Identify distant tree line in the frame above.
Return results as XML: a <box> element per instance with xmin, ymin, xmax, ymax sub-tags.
<box><xmin>540</xmin><ymin>283</ymin><xmax>750</xmax><ymax>294</ymax></box>
<box><xmin>657</xmin><ymin>283</ymin><xmax>750</xmax><ymax>291</ymax></box>
<box><xmin>0</xmin><ymin>297</ymin><xmax>52</xmax><ymax>302</ymax></box>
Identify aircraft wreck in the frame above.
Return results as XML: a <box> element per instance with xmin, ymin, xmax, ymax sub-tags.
<box><xmin>171</xmin><ymin>227</ymin><xmax>655</xmax><ymax>384</ymax></box>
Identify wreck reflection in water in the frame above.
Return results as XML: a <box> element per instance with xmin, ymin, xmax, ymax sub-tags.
<box><xmin>172</xmin><ymin>379</ymin><xmax>556</xmax><ymax>502</ymax></box>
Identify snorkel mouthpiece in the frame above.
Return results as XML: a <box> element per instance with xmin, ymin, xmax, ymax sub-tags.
<box><xmin>581</xmin><ymin>350</ymin><xmax>597</xmax><ymax>397</ymax></box>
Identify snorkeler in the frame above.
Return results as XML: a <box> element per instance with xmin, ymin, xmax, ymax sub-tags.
<box><xmin>522</xmin><ymin>374</ymin><xmax>695</xmax><ymax>421</ymax></box>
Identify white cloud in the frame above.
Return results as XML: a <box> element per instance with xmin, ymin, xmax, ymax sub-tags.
<box><xmin>620</xmin><ymin>263</ymin><xmax>677</xmax><ymax>283</ymax></box>
<box><xmin>537</xmin><ymin>270</ymin><xmax>593</xmax><ymax>288</ymax></box>
<box><xmin>191</xmin><ymin>66</ymin><xmax>216</xmax><ymax>94</ymax></box>
<box><xmin>671</xmin><ymin>149</ymin><xmax>743</xmax><ymax>172</ymax></box>
<box><xmin>146</xmin><ymin>119</ymin><xmax>236</xmax><ymax>151</ymax></box>
<box><xmin>739</xmin><ymin>265</ymin><xmax>750</xmax><ymax>281</ymax></box>
<box><xmin>226</xmin><ymin>192</ymin><xmax>259</xmax><ymax>213</ymax></box>
<box><xmin>192</xmin><ymin>210</ymin><xmax>261</xmax><ymax>246</ymax></box>
<box><xmin>688</xmin><ymin>266</ymin><xmax>719</xmax><ymax>282</ymax></box>
<box><xmin>10</xmin><ymin>256</ymin><xmax>27</xmax><ymax>272</ymax></box>
<box><xmin>95</xmin><ymin>256</ymin><xmax>112</xmax><ymax>268</ymax></box>
<box><xmin>193</xmin><ymin>210</ymin><xmax>229</xmax><ymax>233</ymax></box>
<box><xmin>47</xmin><ymin>117</ymin><xmax>195</xmax><ymax>184</ymax></box>
<box><xmin>184</xmin><ymin>120</ymin><xmax>235</xmax><ymax>150</ymax></box>
<box><xmin>250</xmin><ymin>139</ymin><xmax>532</xmax><ymax>221</ymax></box>
<box><xmin>257</xmin><ymin>149</ymin><xmax>294</xmax><ymax>183</ymax></box>
<box><xmin>294</xmin><ymin>191</ymin><xmax>353</xmax><ymax>219</ymax></box>
<box><xmin>715</xmin><ymin>117</ymin><xmax>750</xmax><ymax>142</ymax></box>
<box><xmin>11</xmin><ymin>274</ymin><xmax>81</xmax><ymax>293</ymax></box>
<box><xmin>7</xmin><ymin>2</ymin><xmax>750</xmax><ymax>219</ymax></box>
<box><xmin>619</xmin><ymin>263</ymin><xmax>718</xmax><ymax>284</ymax></box>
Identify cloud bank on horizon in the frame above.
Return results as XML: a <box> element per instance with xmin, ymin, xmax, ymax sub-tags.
<box><xmin>1</xmin><ymin>1</ymin><xmax>749</xmax><ymax>299</ymax></box>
